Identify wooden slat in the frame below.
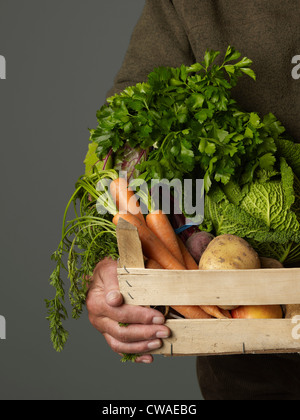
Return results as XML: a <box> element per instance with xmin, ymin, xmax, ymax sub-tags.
<box><xmin>116</xmin><ymin>218</ymin><xmax>144</xmax><ymax>269</ymax></box>
<box><xmin>149</xmin><ymin>319</ymin><xmax>300</xmax><ymax>356</ymax></box>
<box><xmin>117</xmin><ymin>267</ymin><xmax>300</xmax><ymax>306</ymax></box>
<box><xmin>116</xmin><ymin>221</ymin><xmax>300</xmax><ymax>355</ymax></box>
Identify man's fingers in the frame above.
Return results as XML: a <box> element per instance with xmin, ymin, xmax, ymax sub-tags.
<box><xmin>97</xmin><ymin>318</ymin><xmax>170</xmax><ymax>343</ymax></box>
<box><xmin>135</xmin><ymin>354</ymin><xmax>154</xmax><ymax>364</ymax></box>
<box><xmin>104</xmin><ymin>303</ymin><xmax>166</xmax><ymax>326</ymax></box>
<box><xmin>87</xmin><ymin>285</ymin><xmax>166</xmax><ymax>325</ymax></box>
<box><xmin>87</xmin><ymin>257</ymin><xmax>169</xmax><ymax>364</ymax></box>
<box><xmin>117</xmin><ymin>353</ymin><xmax>154</xmax><ymax>364</ymax></box>
<box><xmin>104</xmin><ymin>332</ymin><xmax>163</xmax><ymax>355</ymax></box>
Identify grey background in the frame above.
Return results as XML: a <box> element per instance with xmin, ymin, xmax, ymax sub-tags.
<box><xmin>0</xmin><ymin>1</ymin><xmax>203</xmax><ymax>400</ymax></box>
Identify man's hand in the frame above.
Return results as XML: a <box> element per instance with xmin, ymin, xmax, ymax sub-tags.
<box><xmin>86</xmin><ymin>257</ymin><xmax>170</xmax><ymax>363</ymax></box>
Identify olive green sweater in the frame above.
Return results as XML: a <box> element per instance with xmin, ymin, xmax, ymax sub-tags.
<box><xmin>107</xmin><ymin>0</ymin><xmax>300</xmax><ymax>141</ymax></box>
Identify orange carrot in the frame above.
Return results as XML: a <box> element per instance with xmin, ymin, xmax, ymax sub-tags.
<box><xmin>145</xmin><ymin>259</ymin><xmax>164</xmax><ymax>269</ymax></box>
<box><xmin>110</xmin><ymin>178</ymin><xmax>146</xmax><ymax>225</ymax></box>
<box><xmin>177</xmin><ymin>236</ymin><xmax>198</xmax><ymax>270</ymax></box>
<box><xmin>113</xmin><ymin>213</ymin><xmax>186</xmax><ymax>270</ymax></box>
<box><xmin>114</xmin><ymin>213</ymin><xmax>230</xmax><ymax>320</ymax></box>
<box><xmin>146</xmin><ymin>210</ymin><xmax>186</xmax><ymax>267</ymax></box>
<box><xmin>172</xmin><ymin>305</ymin><xmax>213</xmax><ymax>319</ymax></box>
<box><xmin>144</xmin><ymin>245</ymin><xmax>218</xmax><ymax>320</ymax></box>
<box><xmin>200</xmin><ymin>305</ymin><xmax>231</xmax><ymax>319</ymax></box>
<box><xmin>219</xmin><ymin>308</ymin><xmax>232</xmax><ymax>318</ymax></box>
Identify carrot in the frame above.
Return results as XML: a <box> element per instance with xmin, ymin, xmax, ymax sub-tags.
<box><xmin>177</xmin><ymin>236</ymin><xmax>198</xmax><ymax>270</ymax></box>
<box><xmin>200</xmin><ymin>305</ymin><xmax>231</xmax><ymax>319</ymax></box>
<box><xmin>113</xmin><ymin>213</ymin><xmax>186</xmax><ymax>270</ymax></box>
<box><xmin>110</xmin><ymin>177</ymin><xmax>146</xmax><ymax>225</ymax></box>
<box><xmin>219</xmin><ymin>308</ymin><xmax>232</xmax><ymax>318</ymax></box>
<box><xmin>145</xmin><ymin>259</ymin><xmax>164</xmax><ymax>269</ymax></box>
<box><xmin>144</xmin><ymin>247</ymin><xmax>219</xmax><ymax>320</ymax></box>
<box><xmin>146</xmin><ymin>210</ymin><xmax>186</xmax><ymax>267</ymax></box>
<box><xmin>114</xmin><ymin>212</ymin><xmax>230</xmax><ymax>320</ymax></box>
<box><xmin>172</xmin><ymin>305</ymin><xmax>213</xmax><ymax>319</ymax></box>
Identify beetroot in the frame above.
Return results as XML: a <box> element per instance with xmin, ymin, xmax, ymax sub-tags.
<box><xmin>185</xmin><ymin>231</ymin><xmax>215</xmax><ymax>264</ymax></box>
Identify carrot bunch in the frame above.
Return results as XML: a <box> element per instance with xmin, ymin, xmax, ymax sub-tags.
<box><xmin>110</xmin><ymin>177</ymin><xmax>231</xmax><ymax>320</ymax></box>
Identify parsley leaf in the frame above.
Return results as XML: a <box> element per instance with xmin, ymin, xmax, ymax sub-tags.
<box><xmin>90</xmin><ymin>47</ymin><xmax>279</xmax><ymax>192</ymax></box>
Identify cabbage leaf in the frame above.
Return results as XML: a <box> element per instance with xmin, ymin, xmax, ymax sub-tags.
<box><xmin>203</xmin><ymin>159</ymin><xmax>300</xmax><ymax>265</ymax></box>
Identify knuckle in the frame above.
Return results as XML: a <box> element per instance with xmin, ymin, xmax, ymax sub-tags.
<box><xmin>143</xmin><ymin>311</ymin><xmax>156</xmax><ymax>324</ymax></box>
<box><xmin>138</xmin><ymin>309</ymin><xmax>156</xmax><ymax>326</ymax></box>
<box><xmin>141</xmin><ymin>328</ymin><xmax>153</xmax><ymax>341</ymax></box>
<box><xmin>116</xmin><ymin>327</ymin><xmax>129</xmax><ymax>343</ymax></box>
<box><xmin>86</xmin><ymin>292</ymin><xmax>105</xmax><ymax>316</ymax></box>
<box><xmin>95</xmin><ymin>257</ymin><xmax>116</xmax><ymax>275</ymax></box>
<box><xmin>85</xmin><ymin>293</ymin><xmax>96</xmax><ymax>313</ymax></box>
<box><xmin>109</xmin><ymin>337</ymin><xmax>122</xmax><ymax>353</ymax></box>
<box><xmin>117</xmin><ymin>312</ymin><xmax>128</xmax><ymax>325</ymax></box>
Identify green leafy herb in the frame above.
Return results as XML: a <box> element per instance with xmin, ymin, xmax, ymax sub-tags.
<box><xmin>46</xmin><ymin>170</ymin><xmax>119</xmax><ymax>352</ymax></box>
<box><xmin>89</xmin><ymin>46</ymin><xmax>278</xmax><ymax>192</ymax></box>
<box><xmin>120</xmin><ymin>353</ymin><xmax>140</xmax><ymax>363</ymax></box>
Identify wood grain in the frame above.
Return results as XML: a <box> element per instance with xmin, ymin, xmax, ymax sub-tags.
<box><xmin>116</xmin><ymin>218</ymin><xmax>300</xmax><ymax>356</ymax></box>
<box><xmin>116</xmin><ymin>218</ymin><xmax>144</xmax><ymax>269</ymax></box>
<box><xmin>149</xmin><ymin>319</ymin><xmax>300</xmax><ymax>356</ymax></box>
<box><xmin>118</xmin><ymin>267</ymin><xmax>300</xmax><ymax>306</ymax></box>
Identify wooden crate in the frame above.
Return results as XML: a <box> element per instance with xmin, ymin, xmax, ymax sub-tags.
<box><xmin>116</xmin><ymin>218</ymin><xmax>300</xmax><ymax>356</ymax></box>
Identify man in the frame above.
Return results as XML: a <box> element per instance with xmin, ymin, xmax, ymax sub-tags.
<box><xmin>86</xmin><ymin>0</ymin><xmax>300</xmax><ymax>400</ymax></box>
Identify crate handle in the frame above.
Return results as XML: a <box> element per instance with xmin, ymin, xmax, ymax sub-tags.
<box><xmin>116</xmin><ymin>217</ymin><xmax>145</xmax><ymax>269</ymax></box>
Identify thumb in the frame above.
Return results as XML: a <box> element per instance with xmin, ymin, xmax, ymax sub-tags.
<box><xmin>98</xmin><ymin>258</ymin><xmax>124</xmax><ymax>307</ymax></box>
<box><xmin>106</xmin><ymin>289</ymin><xmax>124</xmax><ymax>307</ymax></box>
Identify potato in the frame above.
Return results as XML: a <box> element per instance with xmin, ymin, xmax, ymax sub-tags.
<box><xmin>185</xmin><ymin>231</ymin><xmax>214</xmax><ymax>264</ymax></box>
<box><xmin>199</xmin><ymin>234</ymin><xmax>261</xmax><ymax>270</ymax></box>
<box><xmin>199</xmin><ymin>234</ymin><xmax>261</xmax><ymax>311</ymax></box>
<box><xmin>259</xmin><ymin>257</ymin><xmax>284</xmax><ymax>269</ymax></box>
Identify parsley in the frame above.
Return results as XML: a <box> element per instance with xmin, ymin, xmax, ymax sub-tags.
<box><xmin>91</xmin><ymin>46</ymin><xmax>276</xmax><ymax>192</ymax></box>
<box><xmin>120</xmin><ymin>353</ymin><xmax>139</xmax><ymax>363</ymax></box>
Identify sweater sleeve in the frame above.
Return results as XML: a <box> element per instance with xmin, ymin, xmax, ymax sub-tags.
<box><xmin>106</xmin><ymin>0</ymin><xmax>195</xmax><ymax>98</ymax></box>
